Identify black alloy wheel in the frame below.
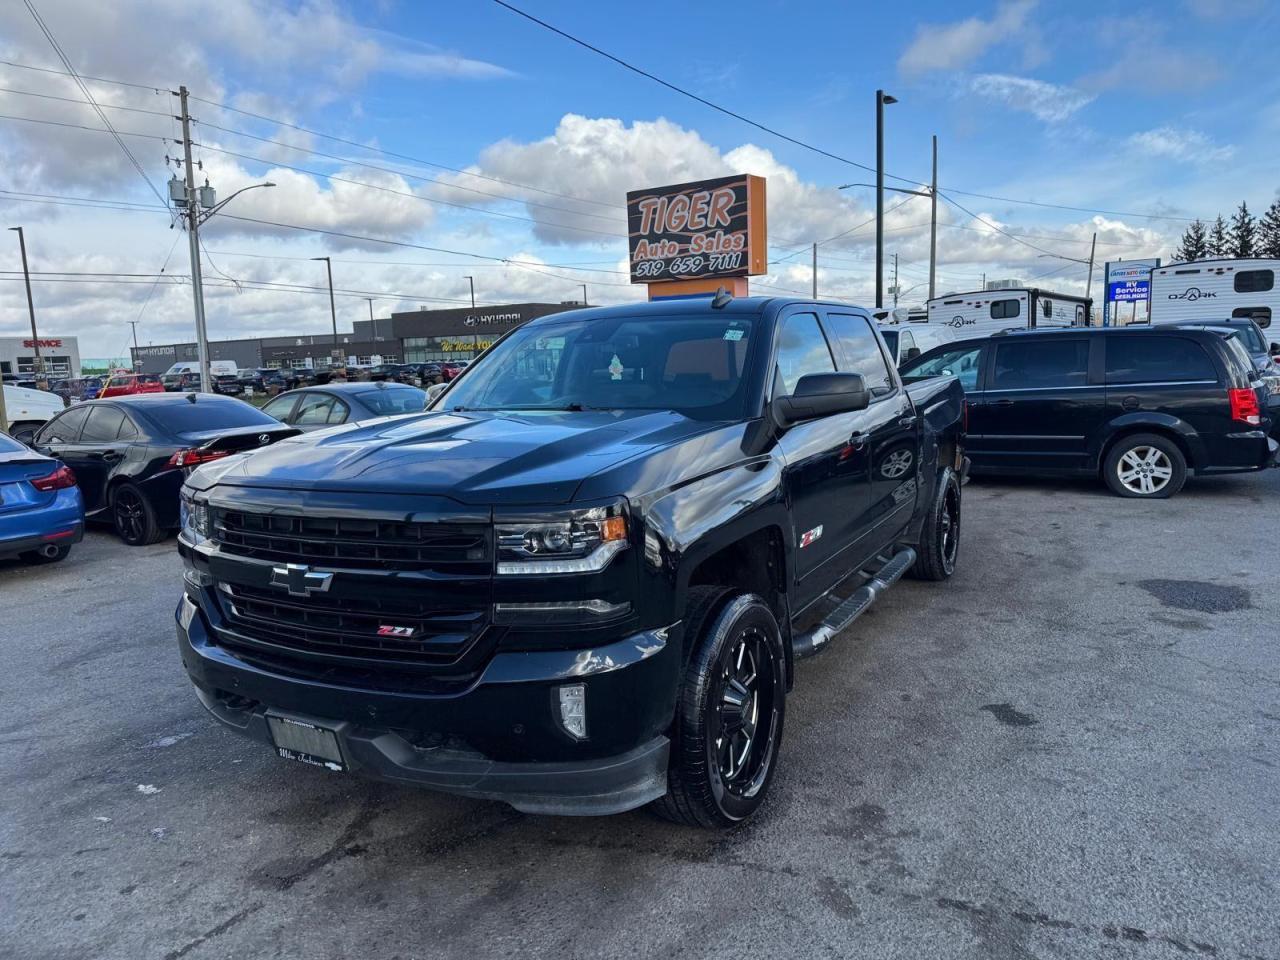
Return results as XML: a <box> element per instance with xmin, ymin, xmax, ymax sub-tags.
<box><xmin>651</xmin><ymin>588</ymin><xmax>786</xmax><ymax>828</ymax></box>
<box><xmin>910</xmin><ymin>465</ymin><xmax>960</xmax><ymax>581</ymax></box>
<box><xmin>111</xmin><ymin>483</ymin><xmax>165</xmax><ymax>546</ymax></box>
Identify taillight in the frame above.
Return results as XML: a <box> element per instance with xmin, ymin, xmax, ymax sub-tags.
<box><xmin>30</xmin><ymin>464</ymin><xmax>77</xmax><ymax>491</ymax></box>
<box><xmin>167</xmin><ymin>448</ymin><xmax>232</xmax><ymax>468</ymax></box>
<box><xmin>1228</xmin><ymin>387</ymin><xmax>1262</xmax><ymax>425</ymax></box>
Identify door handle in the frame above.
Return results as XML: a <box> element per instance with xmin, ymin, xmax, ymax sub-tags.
<box><xmin>992</xmin><ymin>399</ymin><xmax>1015</xmax><ymax>408</ymax></box>
<box><xmin>898</xmin><ymin>414</ymin><xmax>918</xmax><ymax>428</ymax></box>
<box><xmin>848</xmin><ymin>432</ymin><xmax>868</xmax><ymax>450</ymax></box>
<box><xmin>99</xmin><ymin>450</ymin><xmax>123</xmax><ymax>463</ymax></box>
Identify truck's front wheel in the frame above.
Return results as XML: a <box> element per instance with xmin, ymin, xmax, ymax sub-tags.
<box><xmin>910</xmin><ymin>465</ymin><xmax>961</xmax><ymax>581</ymax></box>
<box><xmin>651</xmin><ymin>588</ymin><xmax>786</xmax><ymax>829</ymax></box>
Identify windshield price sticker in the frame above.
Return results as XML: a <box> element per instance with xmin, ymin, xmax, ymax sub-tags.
<box><xmin>627</xmin><ymin>174</ymin><xmax>766</xmax><ymax>284</ymax></box>
<box><xmin>723</xmin><ymin>328</ymin><xmax>745</xmax><ymax>341</ymax></box>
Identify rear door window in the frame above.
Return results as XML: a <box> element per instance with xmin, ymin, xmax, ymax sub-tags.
<box><xmin>903</xmin><ymin>345</ymin><xmax>983</xmax><ymax>391</ymax></box>
<box><xmin>80</xmin><ymin>405</ymin><xmax>129</xmax><ymax>443</ymax></box>
<box><xmin>991</xmin><ymin>339</ymin><xmax>1090</xmax><ymax>390</ymax></box>
<box><xmin>823</xmin><ymin>312</ymin><xmax>896</xmax><ymax>397</ymax></box>
<box><xmin>295</xmin><ymin>394</ymin><xmax>337</xmax><ymax>426</ymax></box>
<box><xmin>260</xmin><ymin>394</ymin><xmax>299</xmax><ymax>422</ymax></box>
<box><xmin>1104</xmin><ymin>336</ymin><xmax>1217</xmax><ymax>384</ymax></box>
<box><xmin>773</xmin><ymin>312</ymin><xmax>836</xmax><ymax>396</ymax></box>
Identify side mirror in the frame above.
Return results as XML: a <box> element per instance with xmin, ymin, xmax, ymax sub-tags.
<box><xmin>1270</xmin><ymin>342</ymin><xmax>1280</xmax><ymax>357</ymax></box>
<box><xmin>774</xmin><ymin>373</ymin><xmax>869</xmax><ymax>426</ymax></box>
<box><xmin>904</xmin><ymin>346</ymin><xmax>922</xmax><ymax>361</ymax></box>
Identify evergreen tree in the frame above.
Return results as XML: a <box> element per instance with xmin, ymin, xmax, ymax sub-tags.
<box><xmin>1258</xmin><ymin>199</ymin><xmax>1280</xmax><ymax>259</ymax></box>
<box><xmin>1207</xmin><ymin>215</ymin><xmax>1229</xmax><ymax>258</ymax></box>
<box><xmin>1229</xmin><ymin>201</ymin><xmax>1256</xmax><ymax>258</ymax></box>
<box><xmin>1171</xmin><ymin>219</ymin><xmax>1208</xmax><ymax>262</ymax></box>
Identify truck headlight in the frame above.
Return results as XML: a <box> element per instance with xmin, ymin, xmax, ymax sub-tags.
<box><xmin>179</xmin><ymin>492</ymin><xmax>211</xmax><ymax>545</ymax></box>
<box><xmin>496</xmin><ymin>502</ymin><xmax>628</xmax><ymax>575</ymax></box>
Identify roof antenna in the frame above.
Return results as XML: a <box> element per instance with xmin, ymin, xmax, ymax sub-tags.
<box><xmin>711</xmin><ymin>285</ymin><xmax>733</xmax><ymax>310</ymax></box>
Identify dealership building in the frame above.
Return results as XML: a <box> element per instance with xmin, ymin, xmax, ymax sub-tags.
<box><xmin>0</xmin><ymin>336</ymin><xmax>81</xmax><ymax>379</ymax></box>
<box><xmin>130</xmin><ymin>302</ymin><xmax>584</xmax><ymax>374</ymax></box>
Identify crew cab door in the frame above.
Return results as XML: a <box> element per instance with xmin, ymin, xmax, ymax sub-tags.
<box><xmin>772</xmin><ymin>309</ymin><xmax>872</xmax><ymax>609</ymax></box>
<box><xmin>972</xmin><ymin>335</ymin><xmax>1101</xmax><ymax>470</ymax></box>
<box><xmin>822</xmin><ymin>311</ymin><xmax>918</xmax><ymax>543</ymax></box>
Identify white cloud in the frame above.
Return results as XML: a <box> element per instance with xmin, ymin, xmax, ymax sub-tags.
<box><xmin>1080</xmin><ymin>46</ymin><xmax>1220</xmax><ymax>94</ymax></box>
<box><xmin>1126</xmin><ymin>126</ymin><xmax>1235</xmax><ymax>164</ymax></box>
<box><xmin>968</xmin><ymin>74</ymin><xmax>1093</xmax><ymax>123</ymax></box>
<box><xmin>898</xmin><ymin>0</ymin><xmax>1038</xmax><ymax>74</ymax></box>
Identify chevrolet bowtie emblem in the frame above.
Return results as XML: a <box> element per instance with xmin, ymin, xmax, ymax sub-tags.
<box><xmin>270</xmin><ymin>563</ymin><xmax>333</xmax><ymax>598</ymax></box>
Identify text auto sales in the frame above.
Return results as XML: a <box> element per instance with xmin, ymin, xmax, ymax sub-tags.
<box><xmin>631</xmin><ymin>186</ymin><xmax>746</xmax><ymax>260</ymax></box>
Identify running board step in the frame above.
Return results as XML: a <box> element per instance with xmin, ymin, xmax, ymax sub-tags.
<box><xmin>791</xmin><ymin>547</ymin><xmax>916</xmax><ymax>661</ymax></box>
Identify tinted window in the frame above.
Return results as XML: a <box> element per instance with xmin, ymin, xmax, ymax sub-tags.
<box><xmin>1105</xmin><ymin>336</ymin><xmax>1216</xmax><ymax>384</ymax></box>
<box><xmin>990</xmin><ymin>299</ymin><xmax>1020</xmax><ymax>320</ymax></box>
<box><xmin>1231</xmin><ymin>306</ymin><xmax>1271</xmax><ymax>329</ymax></box>
<box><xmin>327</xmin><ymin>399</ymin><xmax>351</xmax><ymax>424</ymax></box>
<box><xmin>36</xmin><ymin>405</ymin><xmax>90</xmax><ymax>443</ymax></box>
<box><xmin>260</xmin><ymin>395</ymin><xmax>297</xmax><ymax>421</ymax></box>
<box><xmin>903</xmin><ymin>345</ymin><xmax>983</xmax><ymax>391</ymax></box>
<box><xmin>1234</xmin><ymin>269</ymin><xmax>1274</xmax><ymax>293</ymax></box>
<box><xmin>992</xmin><ymin>339</ymin><xmax>1090</xmax><ymax>389</ymax></box>
<box><xmin>774</xmin><ymin>312</ymin><xmax>836</xmax><ymax>396</ymax></box>
<box><xmin>353</xmin><ymin>387</ymin><xmax>427</xmax><ymax>416</ymax></box>
<box><xmin>824</xmin><ymin>313</ymin><xmax>895</xmax><ymax>397</ymax></box>
<box><xmin>1193</xmin><ymin>323</ymin><xmax>1266</xmax><ymax>354</ymax></box>
<box><xmin>80</xmin><ymin>405</ymin><xmax>129</xmax><ymax>443</ymax></box>
<box><xmin>295</xmin><ymin>394</ymin><xmax>336</xmax><ymax>425</ymax></box>
<box><xmin>143</xmin><ymin>399</ymin><xmax>280</xmax><ymax>435</ymax></box>
<box><xmin>879</xmin><ymin>330</ymin><xmax>899</xmax><ymax>357</ymax></box>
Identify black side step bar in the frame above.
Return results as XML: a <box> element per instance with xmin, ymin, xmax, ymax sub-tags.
<box><xmin>791</xmin><ymin>547</ymin><xmax>916</xmax><ymax>661</ymax></box>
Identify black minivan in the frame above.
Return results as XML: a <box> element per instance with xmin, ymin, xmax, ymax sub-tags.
<box><xmin>901</xmin><ymin>327</ymin><xmax>1276</xmax><ymax>498</ymax></box>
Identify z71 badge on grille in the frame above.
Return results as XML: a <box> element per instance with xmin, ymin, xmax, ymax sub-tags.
<box><xmin>377</xmin><ymin>625</ymin><xmax>418</xmax><ymax>638</ymax></box>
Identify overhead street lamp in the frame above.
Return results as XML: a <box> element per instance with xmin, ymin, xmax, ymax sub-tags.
<box><xmin>311</xmin><ymin>256</ymin><xmax>339</xmax><ymax>365</ymax></box>
<box><xmin>875</xmin><ymin>90</ymin><xmax>897</xmax><ymax>310</ymax></box>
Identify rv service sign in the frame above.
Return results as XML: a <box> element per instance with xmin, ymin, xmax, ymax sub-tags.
<box><xmin>626</xmin><ymin>174</ymin><xmax>767</xmax><ymax>284</ymax></box>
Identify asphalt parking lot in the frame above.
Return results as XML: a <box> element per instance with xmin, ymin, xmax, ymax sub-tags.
<box><xmin>3</xmin><ymin>470</ymin><xmax>1278</xmax><ymax>960</ymax></box>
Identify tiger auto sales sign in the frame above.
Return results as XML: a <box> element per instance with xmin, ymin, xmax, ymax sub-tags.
<box><xmin>626</xmin><ymin>174</ymin><xmax>767</xmax><ymax>284</ymax></box>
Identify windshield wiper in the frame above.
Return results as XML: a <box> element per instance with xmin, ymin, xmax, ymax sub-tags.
<box><xmin>459</xmin><ymin>403</ymin><xmax>602</xmax><ymax>412</ymax></box>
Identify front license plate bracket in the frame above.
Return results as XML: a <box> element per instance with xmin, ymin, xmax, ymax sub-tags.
<box><xmin>267</xmin><ymin>713</ymin><xmax>346</xmax><ymax>772</ymax></box>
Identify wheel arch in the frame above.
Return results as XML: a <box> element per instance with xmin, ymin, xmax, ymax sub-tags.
<box><xmin>1098</xmin><ymin>420</ymin><xmax>1196</xmax><ymax>472</ymax></box>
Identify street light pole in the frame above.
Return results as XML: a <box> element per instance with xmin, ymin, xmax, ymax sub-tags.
<box><xmin>8</xmin><ymin>226</ymin><xmax>42</xmax><ymax>385</ymax></box>
<box><xmin>581</xmin><ymin>283</ymin><xmax>588</xmax><ymax>306</ymax></box>
<box><xmin>128</xmin><ymin>320</ymin><xmax>140</xmax><ymax>368</ymax></box>
<box><xmin>929</xmin><ymin>135</ymin><xmax>938</xmax><ymax>300</ymax></box>
<box><xmin>312</xmin><ymin>256</ymin><xmax>338</xmax><ymax>363</ymax></box>
<box><xmin>464</xmin><ymin>275</ymin><xmax>476</xmax><ymax>309</ymax></box>
<box><xmin>875</xmin><ymin>90</ymin><xmax>897</xmax><ymax>310</ymax></box>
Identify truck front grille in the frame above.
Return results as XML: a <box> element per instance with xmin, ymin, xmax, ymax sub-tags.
<box><xmin>213</xmin><ymin>509</ymin><xmax>490</xmax><ymax>573</ymax></box>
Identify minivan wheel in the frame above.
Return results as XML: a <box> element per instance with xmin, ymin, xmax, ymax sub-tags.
<box><xmin>111</xmin><ymin>483</ymin><xmax>166</xmax><ymax>546</ymax></box>
<box><xmin>910</xmin><ymin>465</ymin><xmax>960</xmax><ymax>581</ymax></box>
<box><xmin>651</xmin><ymin>588</ymin><xmax>786</xmax><ymax>829</ymax></box>
<box><xmin>1103</xmin><ymin>433</ymin><xmax>1186</xmax><ymax>499</ymax></box>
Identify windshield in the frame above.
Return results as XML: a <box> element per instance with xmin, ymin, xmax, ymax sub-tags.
<box><xmin>440</xmin><ymin>314</ymin><xmax>757</xmax><ymax>418</ymax></box>
<box><xmin>143</xmin><ymin>399</ymin><xmax>281</xmax><ymax>435</ymax></box>
<box><xmin>1199</xmin><ymin>324</ymin><xmax>1266</xmax><ymax>354</ymax></box>
<box><xmin>354</xmin><ymin>386</ymin><xmax>427</xmax><ymax>415</ymax></box>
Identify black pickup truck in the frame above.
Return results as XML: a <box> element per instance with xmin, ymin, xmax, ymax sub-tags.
<box><xmin>175</xmin><ymin>296</ymin><xmax>965</xmax><ymax>827</ymax></box>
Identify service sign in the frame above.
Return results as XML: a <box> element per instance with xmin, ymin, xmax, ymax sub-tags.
<box><xmin>627</xmin><ymin>174</ymin><xmax>766</xmax><ymax>284</ymax></box>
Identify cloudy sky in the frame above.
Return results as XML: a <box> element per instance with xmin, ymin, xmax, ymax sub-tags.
<box><xmin>1</xmin><ymin>0</ymin><xmax>1277</xmax><ymax>358</ymax></box>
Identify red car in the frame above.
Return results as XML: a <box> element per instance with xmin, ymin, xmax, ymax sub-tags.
<box><xmin>440</xmin><ymin>361</ymin><xmax>468</xmax><ymax>382</ymax></box>
<box><xmin>97</xmin><ymin>373</ymin><xmax>165</xmax><ymax>398</ymax></box>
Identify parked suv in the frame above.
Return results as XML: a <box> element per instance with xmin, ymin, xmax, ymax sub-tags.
<box><xmin>901</xmin><ymin>327</ymin><xmax>1276</xmax><ymax>498</ymax></box>
<box><xmin>176</xmin><ymin>297</ymin><xmax>966</xmax><ymax>827</ymax></box>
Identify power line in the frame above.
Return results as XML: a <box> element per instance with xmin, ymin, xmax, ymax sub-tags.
<box><xmin>0</xmin><ymin>111</ymin><xmax>166</xmax><ymax>140</ymax></box>
<box><xmin>191</xmin><ymin>140</ymin><xmax>628</xmax><ymax>240</ymax></box>
<box><xmin>936</xmin><ymin>192</ymin><xmax>1064</xmax><ymax>259</ymax></box>
<box><xmin>0</xmin><ymin>57</ymin><xmax>162</xmax><ymax>92</ymax></box>
<box><xmin>20</xmin><ymin>0</ymin><xmax>167</xmax><ymax>207</ymax></box>
<box><xmin>0</xmin><ymin>85</ymin><xmax>172</xmax><ymax>117</ymax></box>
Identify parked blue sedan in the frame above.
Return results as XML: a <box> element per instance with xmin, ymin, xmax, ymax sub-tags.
<box><xmin>0</xmin><ymin>432</ymin><xmax>84</xmax><ymax>564</ymax></box>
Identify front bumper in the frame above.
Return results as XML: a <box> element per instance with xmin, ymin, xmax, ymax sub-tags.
<box><xmin>176</xmin><ymin>593</ymin><xmax>679</xmax><ymax>815</ymax></box>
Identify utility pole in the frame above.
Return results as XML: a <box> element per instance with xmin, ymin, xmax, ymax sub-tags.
<box><xmin>982</xmin><ymin>272</ymin><xmax>986</xmax><ymax>290</ymax></box>
<box><xmin>8</xmin><ymin>227</ymin><xmax>43</xmax><ymax>386</ymax></box>
<box><xmin>128</xmin><ymin>320</ymin><xmax>140</xmax><ymax>368</ymax></box>
<box><xmin>581</xmin><ymin>283</ymin><xmax>588</xmax><ymax>306</ymax></box>
<box><xmin>175</xmin><ymin>86</ymin><xmax>211</xmax><ymax>393</ymax></box>
<box><xmin>1085</xmin><ymin>232</ymin><xmax>1097</xmax><ymax>324</ymax></box>
<box><xmin>875</xmin><ymin>89</ymin><xmax>897</xmax><ymax>310</ymax></box>
<box><xmin>365</xmin><ymin>298</ymin><xmax>377</xmax><ymax>340</ymax></box>
<box><xmin>929</xmin><ymin>135</ymin><xmax>938</xmax><ymax>300</ymax></box>
<box><xmin>464</xmin><ymin>275</ymin><xmax>476</xmax><ymax>309</ymax></box>
<box><xmin>812</xmin><ymin>242</ymin><xmax>818</xmax><ymax>298</ymax></box>
<box><xmin>892</xmin><ymin>253</ymin><xmax>900</xmax><ymax>308</ymax></box>
<box><xmin>311</xmin><ymin>256</ymin><xmax>338</xmax><ymax>362</ymax></box>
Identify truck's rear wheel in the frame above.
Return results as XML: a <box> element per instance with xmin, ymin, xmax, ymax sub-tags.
<box><xmin>910</xmin><ymin>465</ymin><xmax>960</xmax><ymax>581</ymax></box>
<box><xmin>651</xmin><ymin>588</ymin><xmax>786</xmax><ymax>829</ymax></box>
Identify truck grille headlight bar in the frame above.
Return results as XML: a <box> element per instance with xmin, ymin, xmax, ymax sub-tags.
<box><xmin>495</xmin><ymin>502</ymin><xmax>628</xmax><ymax>575</ymax></box>
<box><xmin>493</xmin><ymin>599</ymin><xmax>631</xmax><ymax>625</ymax></box>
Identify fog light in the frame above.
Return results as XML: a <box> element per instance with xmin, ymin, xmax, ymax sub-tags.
<box><xmin>558</xmin><ymin>684</ymin><xmax>587</xmax><ymax>741</ymax></box>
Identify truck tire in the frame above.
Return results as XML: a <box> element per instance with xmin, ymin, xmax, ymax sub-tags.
<box><xmin>111</xmin><ymin>482</ymin><xmax>166</xmax><ymax>546</ymax></box>
<box><xmin>651</xmin><ymin>588</ymin><xmax>787</xmax><ymax>829</ymax></box>
<box><xmin>909</xmin><ymin>465</ymin><xmax>961</xmax><ymax>581</ymax></box>
<box><xmin>1102</xmin><ymin>433</ymin><xmax>1186</xmax><ymax>499</ymax></box>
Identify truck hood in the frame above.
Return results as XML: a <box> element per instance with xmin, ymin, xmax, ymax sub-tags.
<box><xmin>197</xmin><ymin>408</ymin><xmax>721</xmax><ymax>504</ymax></box>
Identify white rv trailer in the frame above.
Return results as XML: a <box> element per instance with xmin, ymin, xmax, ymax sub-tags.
<box><xmin>1148</xmin><ymin>258</ymin><xmax>1277</xmax><ymax>331</ymax></box>
<box><xmin>925</xmin><ymin>287</ymin><xmax>1092</xmax><ymax>339</ymax></box>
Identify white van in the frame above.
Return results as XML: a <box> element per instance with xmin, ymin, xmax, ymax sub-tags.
<box><xmin>926</xmin><ymin>287</ymin><xmax>1091</xmax><ymax>339</ymax></box>
<box><xmin>3</xmin><ymin>384</ymin><xmax>65</xmax><ymax>445</ymax></box>
<box><xmin>163</xmin><ymin>360</ymin><xmax>239</xmax><ymax>377</ymax></box>
<box><xmin>1148</xmin><ymin>258</ymin><xmax>1278</xmax><ymax>331</ymax></box>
